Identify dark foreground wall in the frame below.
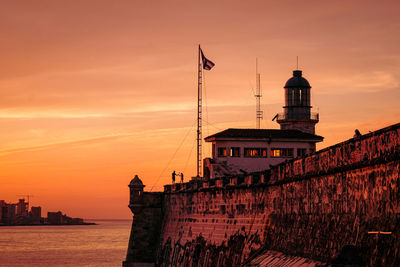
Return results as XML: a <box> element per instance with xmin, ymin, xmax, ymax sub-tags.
<box><xmin>124</xmin><ymin>192</ymin><xmax>163</xmax><ymax>267</ymax></box>
<box><xmin>157</xmin><ymin>123</ymin><xmax>400</xmax><ymax>266</ymax></box>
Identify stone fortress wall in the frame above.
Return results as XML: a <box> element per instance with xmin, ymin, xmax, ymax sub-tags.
<box><xmin>124</xmin><ymin>123</ymin><xmax>400</xmax><ymax>266</ymax></box>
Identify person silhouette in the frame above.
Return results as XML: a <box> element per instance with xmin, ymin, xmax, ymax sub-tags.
<box><xmin>180</xmin><ymin>173</ymin><xmax>184</xmax><ymax>183</ymax></box>
<box><xmin>354</xmin><ymin>129</ymin><xmax>361</xmax><ymax>139</ymax></box>
<box><xmin>172</xmin><ymin>171</ymin><xmax>176</xmax><ymax>184</ymax></box>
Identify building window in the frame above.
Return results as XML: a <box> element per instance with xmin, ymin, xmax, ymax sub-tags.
<box><xmin>271</xmin><ymin>149</ymin><xmax>280</xmax><ymax>157</ymax></box>
<box><xmin>244</xmin><ymin>148</ymin><xmax>259</xmax><ymax>157</ymax></box>
<box><xmin>261</xmin><ymin>148</ymin><xmax>268</xmax><ymax>158</ymax></box>
<box><xmin>244</xmin><ymin>148</ymin><xmax>268</xmax><ymax>158</ymax></box>
<box><xmin>271</xmin><ymin>148</ymin><xmax>294</xmax><ymax>158</ymax></box>
<box><xmin>230</xmin><ymin>147</ymin><xmax>241</xmax><ymax>157</ymax></box>
<box><xmin>297</xmin><ymin>148</ymin><xmax>307</xmax><ymax>157</ymax></box>
<box><xmin>218</xmin><ymin>147</ymin><xmax>227</xmax><ymax>157</ymax></box>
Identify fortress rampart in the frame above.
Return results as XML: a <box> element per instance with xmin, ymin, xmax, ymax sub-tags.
<box><xmin>124</xmin><ymin>123</ymin><xmax>400</xmax><ymax>266</ymax></box>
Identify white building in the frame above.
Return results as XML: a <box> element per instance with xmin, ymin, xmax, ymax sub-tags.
<box><xmin>203</xmin><ymin>69</ymin><xmax>323</xmax><ymax>179</ymax></box>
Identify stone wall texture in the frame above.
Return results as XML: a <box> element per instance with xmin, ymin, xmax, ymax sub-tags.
<box><xmin>155</xmin><ymin>123</ymin><xmax>400</xmax><ymax>266</ymax></box>
<box><xmin>124</xmin><ymin>192</ymin><xmax>163</xmax><ymax>267</ymax></box>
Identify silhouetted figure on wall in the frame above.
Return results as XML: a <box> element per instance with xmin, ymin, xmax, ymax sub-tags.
<box><xmin>180</xmin><ymin>173</ymin><xmax>184</xmax><ymax>183</ymax></box>
<box><xmin>354</xmin><ymin>129</ymin><xmax>361</xmax><ymax>139</ymax></box>
<box><xmin>172</xmin><ymin>171</ymin><xmax>176</xmax><ymax>184</ymax></box>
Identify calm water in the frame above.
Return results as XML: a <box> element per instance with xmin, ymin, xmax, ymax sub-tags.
<box><xmin>0</xmin><ymin>220</ymin><xmax>132</xmax><ymax>267</ymax></box>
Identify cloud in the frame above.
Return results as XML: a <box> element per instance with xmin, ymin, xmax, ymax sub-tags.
<box><xmin>0</xmin><ymin>124</ymin><xmax>198</xmax><ymax>157</ymax></box>
<box><xmin>0</xmin><ymin>134</ymin><xmax>132</xmax><ymax>156</ymax></box>
<box><xmin>316</xmin><ymin>71</ymin><xmax>399</xmax><ymax>95</ymax></box>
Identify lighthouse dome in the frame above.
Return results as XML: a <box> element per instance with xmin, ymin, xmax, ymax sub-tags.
<box><xmin>284</xmin><ymin>70</ymin><xmax>311</xmax><ymax>88</ymax></box>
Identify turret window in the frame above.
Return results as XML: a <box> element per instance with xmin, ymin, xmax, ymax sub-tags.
<box><xmin>299</xmin><ymin>89</ymin><xmax>304</xmax><ymax>106</ymax></box>
<box><xmin>291</xmin><ymin>89</ymin><xmax>295</xmax><ymax>105</ymax></box>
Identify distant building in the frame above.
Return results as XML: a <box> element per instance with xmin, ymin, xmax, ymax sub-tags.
<box><xmin>1</xmin><ymin>203</ymin><xmax>16</xmax><ymax>225</ymax></box>
<box><xmin>16</xmin><ymin>198</ymin><xmax>28</xmax><ymax>217</ymax></box>
<box><xmin>204</xmin><ymin>129</ymin><xmax>322</xmax><ymax>178</ymax></box>
<box><xmin>47</xmin><ymin>211</ymin><xmax>84</xmax><ymax>225</ymax></box>
<box><xmin>1</xmin><ymin>201</ymin><xmax>84</xmax><ymax>225</ymax></box>
<box><xmin>203</xmin><ymin>70</ymin><xmax>323</xmax><ymax>178</ymax></box>
<box><xmin>30</xmin><ymin>206</ymin><xmax>42</xmax><ymax>224</ymax></box>
<box><xmin>0</xmin><ymin>201</ymin><xmax>4</xmax><ymax>224</ymax></box>
<box><xmin>47</xmin><ymin>211</ymin><xmax>63</xmax><ymax>225</ymax></box>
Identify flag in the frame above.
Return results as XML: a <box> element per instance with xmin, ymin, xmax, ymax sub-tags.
<box><xmin>200</xmin><ymin>48</ymin><xmax>215</xmax><ymax>70</ymax></box>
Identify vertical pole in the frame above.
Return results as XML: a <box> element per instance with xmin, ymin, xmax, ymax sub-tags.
<box><xmin>197</xmin><ymin>45</ymin><xmax>202</xmax><ymax>178</ymax></box>
<box><xmin>255</xmin><ymin>58</ymin><xmax>262</xmax><ymax>129</ymax></box>
<box><xmin>256</xmin><ymin>58</ymin><xmax>259</xmax><ymax>129</ymax></box>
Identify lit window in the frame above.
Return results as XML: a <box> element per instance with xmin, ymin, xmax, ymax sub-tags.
<box><xmin>261</xmin><ymin>148</ymin><xmax>268</xmax><ymax>158</ymax></box>
<box><xmin>244</xmin><ymin>148</ymin><xmax>267</xmax><ymax>158</ymax></box>
<box><xmin>218</xmin><ymin>147</ymin><xmax>227</xmax><ymax>157</ymax></box>
<box><xmin>271</xmin><ymin>148</ymin><xmax>294</xmax><ymax>158</ymax></box>
<box><xmin>230</xmin><ymin>147</ymin><xmax>241</xmax><ymax>157</ymax></box>
<box><xmin>271</xmin><ymin>149</ymin><xmax>281</xmax><ymax>157</ymax></box>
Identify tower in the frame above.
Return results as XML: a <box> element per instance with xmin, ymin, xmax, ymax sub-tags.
<box><xmin>124</xmin><ymin>175</ymin><xmax>163</xmax><ymax>267</ymax></box>
<box><xmin>128</xmin><ymin>175</ymin><xmax>145</xmax><ymax>213</ymax></box>
<box><xmin>276</xmin><ymin>70</ymin><xmax>319</xmax><ymax>134</ymax></box>
<box><xmin>255</xmin><ymin>58</ymin><xmax>263</xmax><ymax>129</ymax></box>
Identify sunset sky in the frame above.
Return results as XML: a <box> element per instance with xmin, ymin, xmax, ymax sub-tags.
<box><xmin>1</xmin><ymin>0</ymin><xmax>399</xmax><ymax>219</ymax></box>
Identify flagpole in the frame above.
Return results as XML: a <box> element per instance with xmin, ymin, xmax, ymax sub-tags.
<box><xmin>197</xmin><ymin>45</ymin><xmax>202</xmax><ymax>179</ymax></box>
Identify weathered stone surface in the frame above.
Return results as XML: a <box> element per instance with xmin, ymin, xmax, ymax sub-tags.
<box><xmin>243</xmin><ymin>249</ymin><xmax>325</xmax><ymax>266</ymax></box>
<box><xmin>124</xmin><ymin>192</ymin><xmax>163</xmax><ymax>266</ymax></box>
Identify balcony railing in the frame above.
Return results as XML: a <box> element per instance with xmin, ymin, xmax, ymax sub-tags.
<box><xmin>276</xmin><ymin>112</ymin><xmax>319</xmax><ymax>121</ymax></box>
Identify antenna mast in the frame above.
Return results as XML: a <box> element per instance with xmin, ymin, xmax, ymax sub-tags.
<box><xmin>255</xmin><ymin>58</ymin><xmax>263</xmax><ymax>129</ymax></box>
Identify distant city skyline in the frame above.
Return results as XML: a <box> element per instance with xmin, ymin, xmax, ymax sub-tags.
<box><xmin>0</xmin><ymin>0</ymin><xmax>399</xmax><ymax>219</ymax></box>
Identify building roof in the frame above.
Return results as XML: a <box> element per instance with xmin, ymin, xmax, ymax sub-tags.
<box><xmin>129</xmin><ymin>175</ymin><xmax>144</xmax><ymax>187</ymax></box>
<box><xmin>205</xmin><ymin>128</ymin><xmax>323</xmax><ymax>142</ymax></box>
<box><xmin>284</xmin><ymin>70</ymin><xmax>311</xmax><ymax>88</ymax></box>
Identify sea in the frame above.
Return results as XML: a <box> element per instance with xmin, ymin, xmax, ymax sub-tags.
<box><xmin>0</xmin><ymin>220</ymin><xmax>132</xmax><ymax>267</ymax></box>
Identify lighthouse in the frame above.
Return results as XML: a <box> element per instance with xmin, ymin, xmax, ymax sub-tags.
<box><xmin>275</xmin><ymin>70</ymin><xmax>319</xmax><ymax>134</ymax></box>
<box><xmin>202</xmin><ymin>68</ymin><xmax>323</xmax><ymax>179</ymax></box>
